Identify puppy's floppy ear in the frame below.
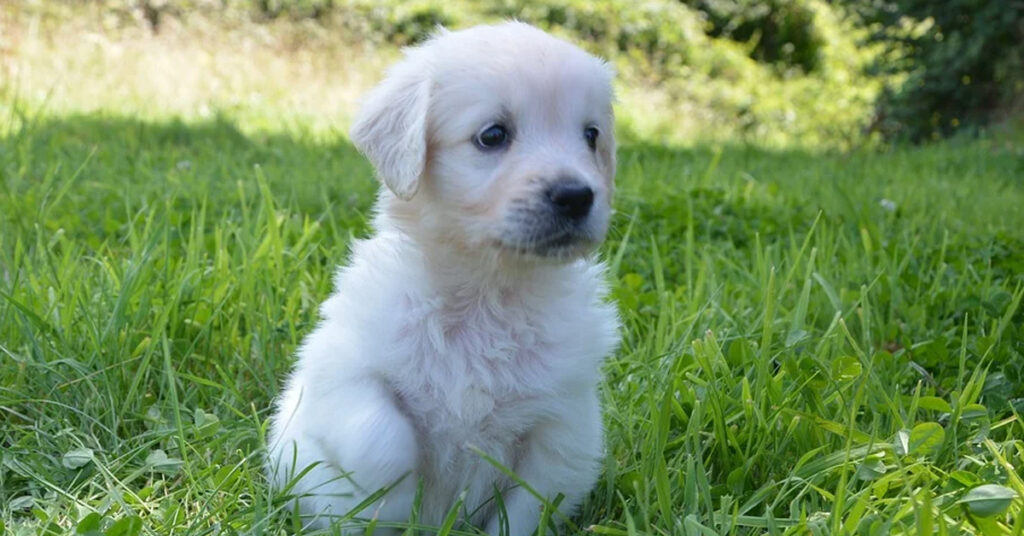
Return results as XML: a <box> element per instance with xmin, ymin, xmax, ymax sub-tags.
<box><xmin>350</xmin><ymin>60</ymin><xmax>431</xmax><ymax>201</ymax></box>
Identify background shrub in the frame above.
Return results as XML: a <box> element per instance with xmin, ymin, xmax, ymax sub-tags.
<box><xmin>853</xmin><ymin>0</ymin><xmax>1024</xmax><ymax>141</ymax></box>
<box><xmin>684</xmin><ymin>0</ymin><xmax>826</xmax><ymax>73</ymax></box>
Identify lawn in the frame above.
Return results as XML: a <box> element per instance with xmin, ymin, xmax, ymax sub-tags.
<box><xmin>2</xmin><ymin>7</ymin><xmax>1024</xmax><ymax>536</ymax></box>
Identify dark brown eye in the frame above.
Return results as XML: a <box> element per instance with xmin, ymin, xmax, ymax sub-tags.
<box><xmin>584</xmin><ymin>126</ymin><xmax>599</xmax><ymax>150</ymax></box>
<box><xmin>476</xmin><ymin>124</ymin><xmax>510</xmax><ymax>150</ymax></box>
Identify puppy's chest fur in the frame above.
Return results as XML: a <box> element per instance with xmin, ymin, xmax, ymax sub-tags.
<box><xmin>384</xmin><ymin>291</ymin><xmax>574</xmax><ymax>439</ymax></box>
<box><xmin>378</xmin><ymin>288</ymin><xmax>597</xmax><ymax>513</ymax></box>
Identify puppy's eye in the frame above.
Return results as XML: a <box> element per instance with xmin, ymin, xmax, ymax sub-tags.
<box><xmin>475</xmin><ymin>124</ymin><xmax>510</xmax><ymax>150</ymax></box>
<box><xmin>584</xmin><ymin>126</ymin><xmax>600</xmax><ymax>150</ymax></box>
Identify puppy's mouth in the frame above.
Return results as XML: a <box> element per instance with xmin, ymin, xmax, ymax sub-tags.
<box><xmin>496</xmin><ymin>225</ymin><xmax>600</xmax><ymax>260</ymax></box>
<box><xmin>493</xmin><ymin>189</ymin><xmax>608</xmax><ymax>260</ymax></box>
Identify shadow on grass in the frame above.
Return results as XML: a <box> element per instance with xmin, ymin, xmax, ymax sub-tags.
<box><xmin>0</xmin><ymin>112</ymin><xmax>881</xmax><ymax>262</ymax></box>
<box><xmin>1</xmin><ymin>113</ymin><xmax>378</xmax><ymax>241</ymax></box>
<box><xmin>3</xmin><ymin>112</ymin><xmax>1022</xmax><ymax>340</ymax></box>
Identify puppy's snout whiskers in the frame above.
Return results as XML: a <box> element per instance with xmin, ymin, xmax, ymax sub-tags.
<box><xmin>500</xmin><ymin>207</ymin><xmax>588</xmax><ymax>259</ymax></box>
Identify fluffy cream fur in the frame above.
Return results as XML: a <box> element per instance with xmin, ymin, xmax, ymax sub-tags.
<box><xmin>267</xmin><ymin>22</ymin><xmax>620</xmax><ymax>535</ymax></box>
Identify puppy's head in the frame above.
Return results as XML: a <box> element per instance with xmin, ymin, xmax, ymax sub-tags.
<box><xmin>351</xmin><ymin>22</ymin><xmax>616</xmax><ymax>261</ymax></box>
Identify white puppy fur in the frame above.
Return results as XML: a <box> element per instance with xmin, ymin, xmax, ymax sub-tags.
<box><xmin>267</xmin><ymin>22</ymin><xmax>620</xmax><ymax>535</ymax></box>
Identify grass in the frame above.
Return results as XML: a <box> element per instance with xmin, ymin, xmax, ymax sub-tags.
<box><xmin>3</xmin><ymin>112</ymin><xmax>1023</xmax><ymax>535</ymax></box>
<box><xmin>2</xmin><ymin>6</ymin><xmax>1024</xmax><ymax>536</ymax></box>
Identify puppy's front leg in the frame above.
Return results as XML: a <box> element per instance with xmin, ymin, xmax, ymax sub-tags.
<box><xmin>484</xmin><ymin>392</ymin><xmax>603</xmax><ymax>536</ymax></box>
<box><xmin>272</xmin><ymin>378</ymin><xmax>419</xmax><ymax>528</ymax></box>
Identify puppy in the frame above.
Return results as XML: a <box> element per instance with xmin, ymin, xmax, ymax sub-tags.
<box><xmin>267</xmin><ymin>22</ymin><xmax>620</xmax><ymax>535</ymax></box>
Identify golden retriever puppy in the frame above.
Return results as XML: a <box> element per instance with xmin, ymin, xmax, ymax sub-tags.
<box><xmin>268</xmin><ymin>21</ymin><xmax>620</xmax><ymax>536</ymax></box>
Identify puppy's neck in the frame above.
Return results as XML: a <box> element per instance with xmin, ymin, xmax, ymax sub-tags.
<box><xmin>373</xmin><ymin>202</ymin><xmax>586</xmax><ymax>309</ymax></box>
<box><xmin>422</xmin><ymin>242</ymin><xmax>570</xmax><ymax>302</ymax></box>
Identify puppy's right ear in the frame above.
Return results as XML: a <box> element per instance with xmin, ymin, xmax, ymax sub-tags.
<box><xmin>350</xmin><ymin>62</ymin><xmax>431</xmax><ymax>201</ymax></box>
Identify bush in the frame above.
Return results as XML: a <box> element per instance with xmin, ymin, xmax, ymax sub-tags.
<box><xmin>359</xmin><ymin>2</ymin><xmax>453</xmax><ymax>45</ymax></box>
<box><xmin>683</xmin><ymin>0</ymin><xmax>826</xmax><ymax>73</ymax></box>
<box><xmin>856</xmin><ymin>0</ymin><xmax>1024</xmax><ymax>141</ymax></box>
<box><xmin>482</xmin><ymin>0</ymin><xmax>710</xmax><ymax>76</ymax></box>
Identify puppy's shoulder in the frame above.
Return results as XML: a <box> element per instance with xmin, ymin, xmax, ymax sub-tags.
<box><xmin>293</xmin><ymin>232</ymin><xmax>421</xmax><ymax>372</ymax></box>
<box><xmin>320</xmin><ymin>232</ymin><xmax>421</xmax><ymax>317</ymax></box>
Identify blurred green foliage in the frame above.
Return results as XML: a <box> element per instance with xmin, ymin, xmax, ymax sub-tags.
<box><xmin>685</xmin><ymin>0</ymin><xmax>826</xmax><ymax>73</ymax></box>
<box><xmin>851</xmin><ymin>0</ymin><xmax>1024</xmax><ymax>141</ymax></box>
<box><xmin>99</xmin><ymin>0</ymin><xmax>1022</xmax><ymax>144</ymax></box>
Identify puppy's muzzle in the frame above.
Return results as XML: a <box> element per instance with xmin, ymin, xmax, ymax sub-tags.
<box><xmin>545</xmin><ymin>180</ymin><xmax>594</xmax><ymax>222</ymax></box>
<box><xmin>498</xmin><ymin>176</ymin><xmax>605</xmax><ymax>258</ymax></box>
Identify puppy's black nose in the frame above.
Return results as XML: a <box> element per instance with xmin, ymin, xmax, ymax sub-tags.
<box><xmin>546</xmin><ymin>181</ymin><xmax>594</xmax><ymax>220</ymax></box>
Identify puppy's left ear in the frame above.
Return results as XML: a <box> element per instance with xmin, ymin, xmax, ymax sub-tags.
<box><xmin>351</xmin><ymin>61</ymin><xmax>431</xmax><ymax>201</ymax></box>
